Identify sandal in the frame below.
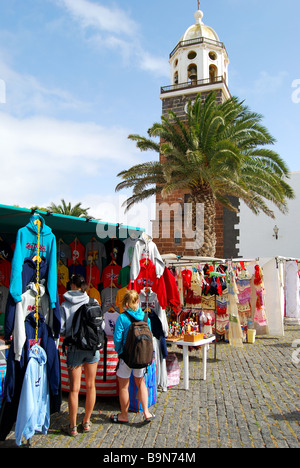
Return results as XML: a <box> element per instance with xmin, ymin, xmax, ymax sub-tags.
<box><xmin>144</xmin><ymin>414</ymin><xmax>155</xmax><ymax>424</ymax></box>
<box><xmin>61</xmin><ymin>424</ymin><xmax>78</xmax><ymax>437</ymax></box>
<box><xmin>110</xmin><ymin>414</ymin><xmax>129</xmax><ymax>425</ymax></box>
<box><xmin>82</xmin><ymin>421</ymin><xmax>91</xmax><ymax>433</ymax></box>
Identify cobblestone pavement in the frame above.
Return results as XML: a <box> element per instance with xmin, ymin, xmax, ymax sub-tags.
<box><xmin>1</xmin><ymin>324</ymin><xmax>299</xmax><ymax>449</ymax></box>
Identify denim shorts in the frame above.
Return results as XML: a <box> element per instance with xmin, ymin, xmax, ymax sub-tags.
<box><xmin>66</xmin><ymin>348</ymin><xmax>100</xmax><ymax>369</ymax></box>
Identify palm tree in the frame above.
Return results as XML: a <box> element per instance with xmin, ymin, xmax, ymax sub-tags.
<box><xmin>116</xmin><ymin>92</ymin><xmax>294</xmax><ymax>256</ymax></box>
<box><xmin>48</xmin><ymin>199</ymin><xmax>91</xmax><ymax>218</ymax></box>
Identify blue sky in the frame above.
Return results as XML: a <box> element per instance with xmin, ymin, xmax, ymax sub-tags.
<box><xmin>0</xmin><ymin>0</ymin><xmax>299</xmax><ymax>232</ymax></box>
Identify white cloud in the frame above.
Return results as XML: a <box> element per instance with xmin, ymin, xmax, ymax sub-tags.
<box><xmin>234</xmin><ymin>70</ymin><xmax>289</xmax><ymax>99</ymax></box>
<box><xmin>253</xmin><ymin>71</ymin><xmax>289</xmax><ymax>95</ymax></box>
<box><xmin>0</xmin><ymin>111</ymin><xmax>140</xmax><ymax>208</ymax></box>
<box><xmin>81</xmin><ymin>193</ymin><xmax>155</xmax><ymax>234</ymax></box>
<box><xmin>139</xmin><ymin>52</ymin><xmax>170</xmax><ymax>77</ymax></box>
<box><xmin>55</xmin><ymin>0</ymin><xmax>169</xmax><ymax>78</ymax></box>
<box><xmin>57</xmin><ymin>0</ymin><xmax>138</xmax><ymax>37</ymax></box>
<box><xmin>0</xmin><ymin>53</ymin><xmax>89</xmax><ymax>117</ymax></box>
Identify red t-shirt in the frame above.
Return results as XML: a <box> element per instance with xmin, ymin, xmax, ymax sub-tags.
<box><xmin>101</xmin><ymin>264</ymin><xmax>121</xmax><ymax>289</ymax></box>
<box><xmin>69</xmin><ymin>239</ymin><xmax>85</xmax><ymax>265</ymax></box>
<box><xmin>86</xmin><ymin>264</ymin><xmax>101</xmax><ymax>289</ymax></box>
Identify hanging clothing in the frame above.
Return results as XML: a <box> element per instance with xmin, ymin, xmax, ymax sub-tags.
<box><xmin>57</xmin><ymin>262</ymin><xmax>69</xmax><ymax>289</ymax></box>
<box><xmin>68</xmin><ymin>263</ymin><xmax>86</xmax><ymax>281</ymax></box>
<box><xmin>254</xmin><ymin>265</ymin><xmax>268</xmax><ymax>328</ymax></box>
<box><xmin>56</xmin><ymin>241</ymin><xmax>72</xmax><ymax>266</ymax></box>
<box><xmin>9</xmin><ymin>214</ymin><xmax>57</xmax><ymax>309</ymax></box>
<box><xmin>101</xmin><ymin>264</ymin><xmax>121</xmax><ymax>289</ymax></box>
<box><xmin>129</xmin><ymin>258</ymin><xmax>167</xmax><ymax>309</ymax></box>
<box><xmin>13</xmin><ymin>282</ymin><xmax>51</xmax><ymax>362</ymax></box>
<box><xmin>139</xmin><ymin>290</ymin><xmax>168</xmax><ymax>338</ymax></box>
<box><xmin>181</xmin><ymin>268</ymin><xmax>192</xmax><ymax>292</ymax></box>
<box><xmin>0</xmin><ymin>313</ymin><xmax>60</xmax><ymax>440</ymax></box>
<box><xmin>285</xmin><ymin>261</ymin><xmax>300</xmax><ymax>321</ymax></box>
<box><xmin>104</xmin><ymin>311</ymin><xmax>120</xmax><ymax>337</ymax></box>
<box><xmin>115</xmin><ymin>287</ymin><xmax>128</xmax><ymax>313</ymax></box>
<box><xmin>190</xmin><ymin>269</ymin><xmax>203</xmax><ymax>296</ymax></box>
<box><xmin>104</xmin><ymin>239</ymin><xmax>124</xmax><ymax>267</ymax></box>
<box><xmin>117</xmin><ymin>265</ymin><xmax>131</xmax><ymax>289</ymax></box>
<box><xmin>0</xmin><ymin>238</ymin><xmax>13</xmax><ymax>262</ymax></box>
<box><xmin>0</xmin><ymin>285</ymin><xmax>9</xmax><ymax>315</ymax></box>
<box><xmin>87</xmin><ymin>286</ymin><xmax>101</xmax><ymax>305</ymax></box>
<box><xmin>0</xmin><ymin>258</ymin><xmax>11</xmax><ymax>288</ymax></box>
<box><xmin>200</xmin><ymin>311</ymin><xmax>214</xmax><ymax>335</ymax></box>
<box><xmin>130</xmin><ymin>233</ymin><xmax>165</xmax><ymax>282</ymax></box>
<box><xmin>69</xmin><ymin>239</ymin><xmax>85</xmax><ymax>265</ymax></box>
<box><xmin>122</xmin><ymin>236</ymin><xmax>138</xmax><ymax>268</ymax></box>
<box><xmin>5</xmin><ymin>256</ymin><xmax>61</xmax><ymax>340</ymax></box>
<box><xmin>86</xmin><ymin>263</ymin><xmax>101</xmax><ymax>289</ymax></box>
<box><xmin>85</xmin><ymin>238</ymin><xmax>106</xmax><ymax>276</ymax></box>
<box><xmin>15</xmin><ymin>344</ymin><xmax>50</xmax><ymax>446</ymax></box>
<box><xmin>163</xmin><ymin>268</ymin><xmax>181</xmax><ymax>314</ymax></box>
<box><xmin>227</xmin><ymin>272</ymin><xmax>243</xmax><ymax>349</ymax></box>
<box><xmin>101</xmin><ymin>287</ymin><xmax>119</xmax><ymax>314</ymax></box>
<box><xmin>4</xmin><ymin>312</ymin><xmax>60</xmax><ymax>403</ymax></box>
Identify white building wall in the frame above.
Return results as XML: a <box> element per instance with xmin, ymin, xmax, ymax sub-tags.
<box><xmin>237</xmin><ymin>171</ymin><xmax>300</xmax><ymax>259</ymax></box>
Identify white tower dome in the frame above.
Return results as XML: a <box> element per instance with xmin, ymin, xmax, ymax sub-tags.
<box><xmin>181</xmin><ymin>10</ymin><xmax>220</xmax><ymax>43</ymax></box>
<box><xmin>164</xmin><ymin>8</ymin><xmax>230</xmax><ymax>99</ymax></box>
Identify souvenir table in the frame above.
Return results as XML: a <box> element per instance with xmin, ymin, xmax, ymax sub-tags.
<box><xmin>175</xmin><ymin>335</ymin><xmax>216</xmax><ymax>390</ymax></box>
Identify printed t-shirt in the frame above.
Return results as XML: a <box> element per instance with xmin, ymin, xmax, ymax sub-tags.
<box><xmin>115</xmin><ymin>286</ymin><xmax>128</xmax><ymax>313</ymax></box>
<box><xmin>86</xmin><ymin>264</ymin><xmax>101</xmax><ymax>289</ymax></box>
<box><xmin>104</xmin><ymin>311</ymin><xmax>120</xmax><ymax>336</ymax></box>
<box><xmin>117</xmin><ymin>265</ymin><xmax>130</xmax><ymax>288</ymax></box>
<box><xmin>87</xmin><ymin>286</ymin><xmax>101</xmax><ymax>305</ymax></box>
<box><xmin>85</xmin><ymin>239</ymin><xmax>106</xmax><ymax>275</ymax></box>
<box><xmin>69</xmin><ymin>239</ymin><xmax>85</xmax><ymax>265</ymax></box>
<box><xmin>57</xmin><ymin>263</ymin><xmax>69</xmax><ymax>288</ymax></box>
<box><xmin>101</xmin><ymin>264</ymin><xmax>121</xmax><ymax>289</ymax></box>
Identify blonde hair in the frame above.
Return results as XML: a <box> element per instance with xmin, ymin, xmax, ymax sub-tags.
<box><xmin>122</xmin><ymin>290</ymin><xmax>139</xmax><ymax>311</ymax></box>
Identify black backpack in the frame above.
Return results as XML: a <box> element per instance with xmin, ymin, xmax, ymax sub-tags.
<box><xmin>121</xmin><ymin>312</ymin><xmax>153</xmax><ymax>369</ymax></box>
<box><xmin>62</xmin><ymin>298</ymin><xmax>105</xmax><ymax>355</ymax></box>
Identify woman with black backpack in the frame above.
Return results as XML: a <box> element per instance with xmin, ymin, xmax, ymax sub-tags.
<box><xmin>60</xmin><ymin>274</ymin><xmax>100</xmax><ymax>436</ymax></box>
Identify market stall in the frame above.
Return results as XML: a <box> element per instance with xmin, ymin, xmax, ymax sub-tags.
<box><xmin>0</xmin><ymin>203</ymin><xmax>146</xmax><ymax>443</ymax></box>
<box><xmin>0</xmin><ymin>204</ymin><xmax>186</xmax><ymax>445</ymax></box>
<box><xmin>163</xmin><ymin>254</ymin><xmax>300</xmax><ymax>344</ymax></box>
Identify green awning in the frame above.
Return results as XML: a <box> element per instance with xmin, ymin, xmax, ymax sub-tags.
<box><xmin>0</xmin><ymin>204</ymin><xmax>144</xmax><ymax>245</ymax></box>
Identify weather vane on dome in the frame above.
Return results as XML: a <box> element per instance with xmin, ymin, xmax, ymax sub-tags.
<box><xmin>197</xmin><ymin>0</ymin><xmax>200</xmax><ymax>9</ymax></box>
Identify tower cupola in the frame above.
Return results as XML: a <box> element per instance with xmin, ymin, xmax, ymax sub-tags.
<box><xmin>161</xmin><ymin>8</ymin><xmax>230</xmax><ymax>101</ymax></box>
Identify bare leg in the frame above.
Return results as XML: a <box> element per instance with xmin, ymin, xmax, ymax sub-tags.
<box><xmin>117</xmin><ymin>377</ymin><xmax>130</xmax><ymax>422</ymax></box>
<box><xmin>134</xmin><ymin>376</ymin><xmax>152</xmax><ymax>420</ymax></box>
<box><xmin>83</xmin><ymin>361</ymin><xmax>98</xmax><ymax>424</ymax></box>
<box><xmin>68</xmin><ymin>366</ymin><xmax>82</xmax><ymax>427</ymax></box>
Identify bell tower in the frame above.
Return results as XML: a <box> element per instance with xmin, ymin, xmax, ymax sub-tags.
<box><xmin>161</xmin><ymin>7</ymin><xmax>230</xmax><ymax>121</ymax></box>
<box><xmin>153</xmin><ymin>7</ymin><xmax>239</xmax><ymax>259</ymax></box>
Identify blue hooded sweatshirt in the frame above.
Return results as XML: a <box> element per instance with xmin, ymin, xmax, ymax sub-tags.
<box><xmin>10</xmin><ymin>214</ymin><xmax>57</xmax><ymax>309</ymax></box>
<box><xmin>113</xmin><ymin>307</ymin><xmax>152</xmax><ymax>357</ymax></box>
<box><xmin>14</xmin><ymin>343</ymin><xmax>50</xmax><ymax>446</ymax></box>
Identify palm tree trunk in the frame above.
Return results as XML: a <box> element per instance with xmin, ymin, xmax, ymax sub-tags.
<box><xmin>190</xmin><ymin>184</ymin><xmax>217</xmax><ymax>257</ymax></box>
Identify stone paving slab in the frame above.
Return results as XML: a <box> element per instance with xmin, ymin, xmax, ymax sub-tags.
<box><xmin>0</xmin><ymin>324</ymin><xmax>299</xmax><ymax>449</ymax></box>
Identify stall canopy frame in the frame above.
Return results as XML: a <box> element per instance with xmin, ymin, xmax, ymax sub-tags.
<box><xmin>0</xmin><ymin>203</ymin><xmax>144</xmax><ymax>244</ymax></box>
